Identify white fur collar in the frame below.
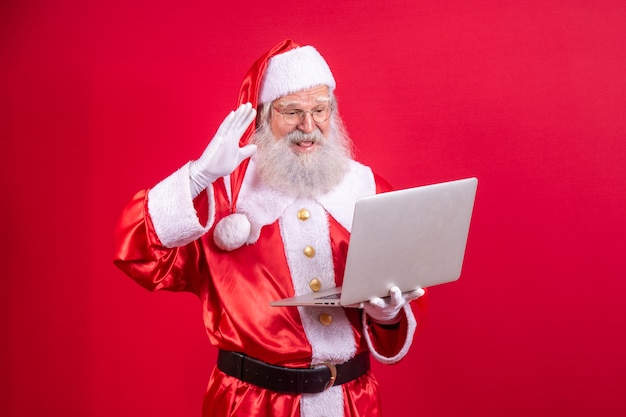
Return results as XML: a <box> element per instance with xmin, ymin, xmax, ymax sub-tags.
<box><xmin>236</xmin><ymin>159</ymin><xmax>376</xmax><ymax>241</ymax></box>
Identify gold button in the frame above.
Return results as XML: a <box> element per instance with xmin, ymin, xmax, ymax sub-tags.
<box><xmin>304</xmin><ymin>246</ymin><xmax>315</xmax><ymax>258</ymax></box>
<box><xmin>309</xmin><ymin>278</ymin><xmax>322</xmax><ymax>292</ymax></box>
<box><xmin>297</xmin><ymin>209</ymin><xmax>310</xmax><ymax>221</ymax></box>
<box><xmin>319</xmin><ymin>313</ymin><xmax>333</xmax><ymax>326</ymax></box>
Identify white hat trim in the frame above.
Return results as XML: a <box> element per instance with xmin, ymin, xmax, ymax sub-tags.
<box><xmin>259</xmin><ymin>45</ymin><xmax>336</xmax><ymax>104</ymax></box>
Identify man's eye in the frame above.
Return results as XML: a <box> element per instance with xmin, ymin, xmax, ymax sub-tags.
<box><xmin>284</xmin><ymin>110</ymin><xmax>300</xmax><ymax>116</ymax></box>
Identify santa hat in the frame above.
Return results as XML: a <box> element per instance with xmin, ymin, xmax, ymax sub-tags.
<box><xmin>259</xmin><ymin>44</ymin><xmax>336</xmax><ymax>104</ymax></box>
<box><xmin>213</xmin><ymin>40</ymin><xmax>337</xmax><ymax>251</ymax></box>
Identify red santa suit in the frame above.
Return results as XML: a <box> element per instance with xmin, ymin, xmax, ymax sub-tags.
<box><xmin>113</xmin><ymin>40</ymin><xmax>427</xmax><ymax>417</ymax></box>
<box><xmin>114</xmin><ymin>157</ymin><xmax>427</xmax><ymax>417</ymax></box>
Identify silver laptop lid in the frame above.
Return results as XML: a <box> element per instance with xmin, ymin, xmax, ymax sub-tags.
<box><xmin>339</xmin><ymin>177</ymin><xmax>477</xmax><ymax>306</ymax></box>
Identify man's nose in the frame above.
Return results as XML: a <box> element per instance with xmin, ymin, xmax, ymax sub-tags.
<box><xmin>297</xmin><ymin>112</ymin><xmax>316</xmax><ymax>133</ymax></box>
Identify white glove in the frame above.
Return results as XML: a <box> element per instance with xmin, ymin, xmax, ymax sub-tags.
<box><xmin>189</xmin><ymin>103</ymin><xmax>257</xmax><ymax>197</ymax></box>
<box><xmin>361</xmin><ymin>286</ymin><xmax>425</xmax><ymax>324</ymax></box>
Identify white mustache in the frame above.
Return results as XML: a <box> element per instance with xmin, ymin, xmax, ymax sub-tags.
<box><xmin>286</xmin><ymin>130</ymin><xmax>323</xmax><ymax>145</ymax></box>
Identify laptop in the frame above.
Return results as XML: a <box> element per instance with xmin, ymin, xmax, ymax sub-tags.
<box><xmin>270</xmin><ymin>177</ymin><xmax>478</xmax><ymax>308</ymax></box>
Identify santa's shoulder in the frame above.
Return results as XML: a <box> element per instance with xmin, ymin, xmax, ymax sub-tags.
<box><xmin>346</xmin><ymin>160</ymin><xmax>393</xmax><ymax>193</ymax></box>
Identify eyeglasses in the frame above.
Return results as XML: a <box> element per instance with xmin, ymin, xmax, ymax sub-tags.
<box><xmin>273</xmin><ymin>105</ymin><xmax>333</xmax><ymax>125</ymax></box>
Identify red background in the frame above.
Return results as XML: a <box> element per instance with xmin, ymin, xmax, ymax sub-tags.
<box><xmin>2</xmin><ymin>1</ymin><xmax>625</xmax><ymax>416</ymax></box>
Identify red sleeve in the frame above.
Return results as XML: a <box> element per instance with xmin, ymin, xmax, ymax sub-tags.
<box><xmin>112</xmin><ymin>189</ymin><xmax>206</xmax><ymax>295</ymax></box>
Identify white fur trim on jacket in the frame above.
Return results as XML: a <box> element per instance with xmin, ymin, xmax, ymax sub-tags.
<box><xmin>236</xmin><ymin>159</ymin><xmax>375</xmax><ymax>237</ymax></box>
<box><xmin>147</xmin><ymin>162</ymin><xmax>216</xmax><ymax>248</ymax></box>
<box><xmin>301</xmin><ymin>385</ymin><xmax>344</xmax><ymax>417</ymax></box>
<box><xmin>280</xmin><ymin>199</ymin><xmax>353</xmax><ymax>417</ymax></box>
<box><xmin>259</xmin><ymin>45</ymin><xmax>336</xmax><ymax>104</ymax></box>
<box><xmin>280</xmin><ymin>200</ymin><xmax>357</xmax><ymax>364</ymax></box>
<box><xmin>316</xmin><ymin>161</ymin><xmax>375</xmax><ymax>231</ymax></box>
<box><xmin>362</xmin><ymin>304</ymin><xmax>417</xmax><ymax>364</ymax></box>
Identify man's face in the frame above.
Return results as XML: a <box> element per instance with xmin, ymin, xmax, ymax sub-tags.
<box><xmin>254</xmin><ymin>85</ymin><xmax>352</xmax><ymax>198</ymax></box>
<box><xmin>269</xmin><ymin>85</ymin><xmax>332</xmax><ymax>153</ymax></box>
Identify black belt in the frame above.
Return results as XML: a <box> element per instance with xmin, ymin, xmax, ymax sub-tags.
<box><xmin>217</xmin><ymin>350</ymin><xmax>370</xmax><ymax>394</ymax></box>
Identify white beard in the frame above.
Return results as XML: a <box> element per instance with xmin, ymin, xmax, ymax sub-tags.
<box><xmin>251</xmin><ymin>115</ymin><xmax>354</xmax><ymax>199</ymax></box>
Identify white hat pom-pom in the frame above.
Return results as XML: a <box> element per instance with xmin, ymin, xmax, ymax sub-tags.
<box><xmin>213</xmin><ymin>213</ymin><xmax>251</xmax><ymax>251</ymax></box>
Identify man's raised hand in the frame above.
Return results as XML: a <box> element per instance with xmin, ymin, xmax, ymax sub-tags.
<box><xmin>189</xmin><ymin>103</ymin><xmax>257</xmax><ymax>197</ymax></box>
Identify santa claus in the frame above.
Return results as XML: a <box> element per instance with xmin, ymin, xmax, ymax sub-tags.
<box><xmin>114</xmin><ymin>39</ymin><xmax>427</xmax><ymax>417</ymax></box>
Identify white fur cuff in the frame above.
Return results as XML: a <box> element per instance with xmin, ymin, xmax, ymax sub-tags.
<box><xmin>147</xmin><ymin>162</ymin><xmax>215</xmax><ymax>248</ymax></box>
<box><xmin>362</xmin><ymin>304</ymin><xmax>417</xmax><ymax>365</ymax></box>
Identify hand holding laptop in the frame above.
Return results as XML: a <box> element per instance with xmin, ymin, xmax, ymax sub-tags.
<box><xmin>361</xmin><ymin>286</ymin><xmax>425</xmax><ymax>324</ymax></box>
<box><xmin>270</xmin><ymin>177</ymin><xmax>478</xmax><ymax>308</ymax></box>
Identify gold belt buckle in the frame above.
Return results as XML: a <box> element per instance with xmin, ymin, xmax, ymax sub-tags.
<box><xmin>315</xmin><ymin>362</ymin><xmax>337</xmax><ymax>390</ymax></box>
